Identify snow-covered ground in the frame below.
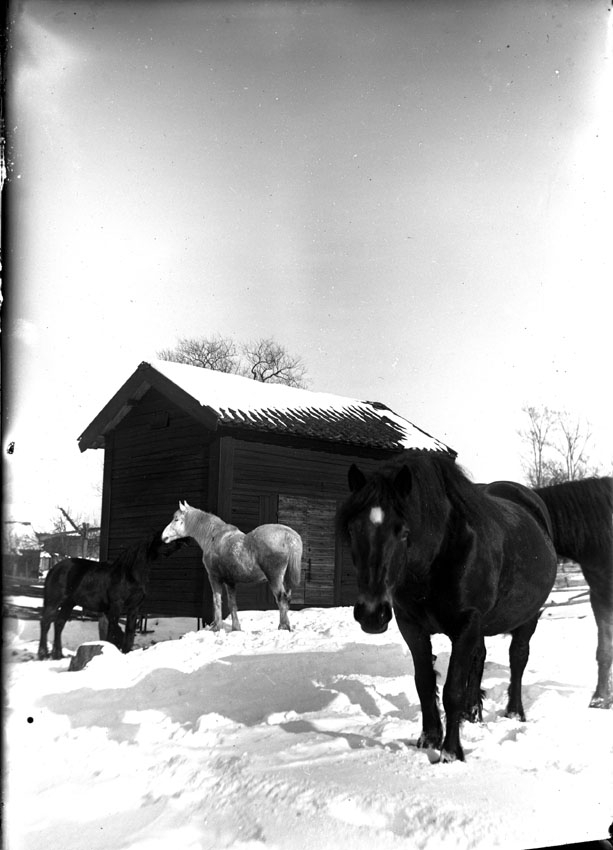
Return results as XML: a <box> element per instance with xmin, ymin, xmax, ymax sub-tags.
<box><xmin>4</xmin><ymin>591</ymin><xmax>612</xmax><ymax>850</ymax></box>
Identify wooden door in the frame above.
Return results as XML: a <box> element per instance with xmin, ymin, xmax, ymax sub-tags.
<box><xmin>278</xmin><ymin>495</ymin><xmax>338</xmax><ymax>606</ymax></box>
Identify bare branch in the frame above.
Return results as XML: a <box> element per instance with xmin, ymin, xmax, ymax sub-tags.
<box><xmin>56</xmin><ymin>507</ymin><xmax>81</xmax><ymax>533</ymax></box>
<box><xmin>240</xmin><ymin>338</ymin><xmax>308</xmax><ymax>388</ymax></box>
<box><xmin>157</xmin><ymin>336</ymin><xmax>239</xmax><ymax>373</ymax></box>
<box><xmin>553</xmin><ymin>411</ymin><xmax>593</xmax><ymax>480</ymax></box>
<box><xmin>158</xmin><ymin>335</ymin><xmax>308</xmax><ymax>388</ymax></box>
<box><xmin>519</xmin><ymin>404</ymin><xmax>598</xmax><ymax>485</ymax></box>
<box><xmin>519</xmin><ymin>405</ymin><xmax>557</xmax><ymax>487</ymax></box>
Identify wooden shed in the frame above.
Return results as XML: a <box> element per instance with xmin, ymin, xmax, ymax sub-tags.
<box><xmin>78</xmin><ymin>360</ymin><xmax>455</xmax><ymax>623</ymax></box>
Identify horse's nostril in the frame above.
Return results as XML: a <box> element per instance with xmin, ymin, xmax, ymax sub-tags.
<box><xmin>380</xmin><ymin>602</ymin><xmax>392</xmax><ymax>624</ymax></box>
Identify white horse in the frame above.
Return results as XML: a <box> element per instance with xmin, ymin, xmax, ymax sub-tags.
<box><xmin>162</xmin><ymin>501</ymin><xmax>303</xmax><ymax>631</ymax></box>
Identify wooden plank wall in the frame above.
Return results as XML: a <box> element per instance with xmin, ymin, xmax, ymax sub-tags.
<box><xmin>102</xmin><ymin>398</ymin><xmax>406</xmax><ymax>620</ymax></box>
<box><xmin>105</xmin><ymin>388</ymin><xmax>210</xmax><ymax>617</ymax></box>
<box><xmin>229</xmin><ymin>438</ymin><xmax>395</xmax><ymax>610</ymax></box>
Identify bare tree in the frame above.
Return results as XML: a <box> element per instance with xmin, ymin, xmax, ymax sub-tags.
<box><xmin>519</xmin><ymin>405</ymin><xmax>598</xmax><ymax>486</ymax></box>
<box><xmin>55</xmin><ymin>507</ymin><xmax>92</xmax><ymax>557</ymax></box>
<box><xmin>157</xmin><ymin>335</ymin><xmax>308</xmax><ymax>388</ymax></box>
<box><xmin>553</xmin><ymin>412</ymin><xmax>593</xmax><ymax>481</ymax></box>
<box><xmin>519</xmin><ymin>406</ymin><xmax>557</xmax><ymax>487</ymax></box>
<box><xmin>240</xmin><ymin>337</ymin><xmax>308</xmax><ymax>387</ymax></box>
<box><xmin>157</xmin><ymin>336</ymin><xmax>238</xmax><ymax>373</ymax></box>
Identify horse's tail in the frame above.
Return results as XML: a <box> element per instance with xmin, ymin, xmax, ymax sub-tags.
<box><xmin>285</xmin><ymin>532</ymin><xmax>303</xmax><ymax>590</ymax></box>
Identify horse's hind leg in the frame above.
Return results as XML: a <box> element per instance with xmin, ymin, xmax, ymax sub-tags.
<box><xmin>269</xmin><ymin>576</ymin><xmax>292</xmax><ymax>631</ymax></box>
<box><xmin>51</xmin><ymin>602</ymin><xmax>75</xmax><ymax>660</ymax></box>
<box><xmin>463</xmin><ymin>636</ymin><xmax>487</xmax><ymax>722</ymax></box>
<box><xmin>225</xmin><ymin>585</ymin><xmax>241</xmax><ymax>631</ymax></box>
<box><xmin>589</xmin><ymin>596</ymin><xmax>613</xmax><ymax>708</ymax></box>
<box><xmin>38</xmin><ymin>607</ymin><xmax>56</xmax><ymax>660</ymax></box>
<box><xmin>506</xmin><ymin>614</ymin><xmax>541</xmax><ymax>720</ymax></box>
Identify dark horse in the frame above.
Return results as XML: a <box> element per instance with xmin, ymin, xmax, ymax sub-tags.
<box><xmin>535</xmin><ymin>477</ymin><xmax>613</xmax><ymax>708</ymax></box>
<box><xmin>337</xmin><ymin>452</ymin><xmax>557</xmax><ymax>763</ymax></box>
<box><xmin>38</xmin><ymin>531</ymin><xmax>185</xmax><ymax>660</ymax></box>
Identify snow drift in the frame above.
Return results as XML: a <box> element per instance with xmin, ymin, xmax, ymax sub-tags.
<box><xmin>4</xmin><ymin>597</ymin><xmax>612</xmax><ymax>850</ymax></box>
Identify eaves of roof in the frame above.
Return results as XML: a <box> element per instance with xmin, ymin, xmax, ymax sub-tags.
<box><xmin>78</xmin><ymin>361</ymin><xmax>454</xmax><ymax>456</ymax></box>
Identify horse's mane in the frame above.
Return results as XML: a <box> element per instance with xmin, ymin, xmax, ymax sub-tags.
<box><xmin>111</xmin><ymin>530</ymin><xmax>186</xmax><ymax>578</ymax></box>
<box><xmin>336</xmin><ymin>450</ymin><xmax>480</xmax><ymax>538</ymax></box>
<box><xmin>184</xmin><ymin>505</ymin><xmax>233</xmax><ymax>538</ymax></box>
<box><xmin>534</xmin><ymin>477</ymin><xmax>613</xmax><ymax>561</ymax></box>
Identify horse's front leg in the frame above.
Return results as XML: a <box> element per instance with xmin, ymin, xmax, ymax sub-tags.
<box><xmin>441</xmin><ymin>613</ymin><xmax>482</xmax><ymax>762</ymax></box>
<box><xmin>394</xmin><ymin>610</ymin><xmax>443</xmax><ymax>750</ymax></box>
<box><xmin>590</xmin><ymin>595</ymin><xmax>613</xmax><ymax>709</ymax></box>
<box><xmin>122</xmin><ymin>609</ymin><xmax>139</xmax><ymax>652</ymax></box>
<box><xmin>225</xmin><ymin>584</ymin><xmax>241</xmax><ymax>631</ymax></box>
<box><xmin>98</xmin><ymin>614</ymin><xmax>109</xmax><ymax>640</ymax></box>
<box><xmin>106</xmin><ymin>606</ymin><xmax>125</xmax><ymax>651</ymax></box>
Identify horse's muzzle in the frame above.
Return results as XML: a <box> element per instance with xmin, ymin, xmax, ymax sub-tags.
<box><xmin>354</xmin><ymin>600</ymin><xmax>393</xmax><ymax>634</ymax></box>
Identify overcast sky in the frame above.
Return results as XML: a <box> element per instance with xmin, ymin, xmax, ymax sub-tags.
<box><xmin>5</xmin><ymin>0</ymin><xmax>613</xmax><ymax>528</ymax></box>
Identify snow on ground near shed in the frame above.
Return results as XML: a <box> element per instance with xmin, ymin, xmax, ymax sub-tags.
<box><xmin>4</xmin><ymin>599</ymin><xmax>612</xmax><ymax>850</ymax></box>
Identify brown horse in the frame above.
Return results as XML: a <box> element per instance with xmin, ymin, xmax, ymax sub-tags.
<box><xmin>535</xmin><ymin>477</ymin><xmax>613</xmax><ymax>708</ymax></box>
<box><xmin>162</xmin><ymin>501</ymin><xmax>303</xmax><ymax>631</ymax></box>
<box><xmin>38</xmin><ymin>531</ymin><xmax>185</xmax><ymax>660</ymax></box>
<box><xmin>337</xmin><ymin>452</ymin><xmax>557</xmax><ymax>763</ymax></box>
<box><xmin>464</xmin><ymin>476</ymin><xmax>613</xmax><ymax>719</ymax></box>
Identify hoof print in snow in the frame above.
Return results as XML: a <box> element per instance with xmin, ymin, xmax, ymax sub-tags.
<box><xmin>69</xmin><ymin>641</ymin><xmax>120</xmax><ymax>671</ymax></box>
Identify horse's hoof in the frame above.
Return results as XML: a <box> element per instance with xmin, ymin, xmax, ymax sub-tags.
<box><xmin>505</xmin><ymin>709</ymin><xmax>526</xmax><ymax>722</ymax></box>
<box><xmin>462</xmin><ymin>706</ymin><xmax>483</xmax><ymax>723</ymax></box>
<box><xmin>416</xmin><ymin>731</ymin><xmax>443</xmax><ymax>750</ymax></box>
<box><xmin>439</xmin><ymin>748</ymin><xmax>464</xmax><ymax>764</ymax></box>
<box><xmin>589</xmin><ymin>695</ymin><xmax>613</xmax><ymax>709</ymax></box>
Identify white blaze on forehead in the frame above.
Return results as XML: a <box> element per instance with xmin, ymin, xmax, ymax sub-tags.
<box><xmin>369</xmin><ymin>506</ymin><xmax>385</xmax><ymax>525</ymax></box>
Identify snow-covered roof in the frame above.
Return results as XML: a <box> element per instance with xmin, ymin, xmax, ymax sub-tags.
<box><xmin>79</xmin><ymin>360</ymin><xmax>454</xmax><ymax>455</ymax></box>
<box><xmin>3</xmin><ymin>521</ymin><xmax>41</xmax><ymax>553</ymax></box>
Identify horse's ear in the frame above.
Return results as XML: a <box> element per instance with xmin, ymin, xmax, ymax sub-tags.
<box><xmin>179</xmin><ymin>500</ymin><xmax>190</xmax><ymax>512</ymax></box>
<box><xmin>394</xmin><ymin>465</ymin><xmax>412</xmax><ymax>496</ymax></box>
<box><xmin>348</xmin><ymin>464</ymin><xmax>367</xmax><ymax>492</ymax></box>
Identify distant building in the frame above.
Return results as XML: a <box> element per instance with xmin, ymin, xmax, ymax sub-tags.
<box><xmin>3</xmin><ymin>521</ymin><xmax>42</xmax><ymax>579</ymax></box>
<box><xmin>3</xmin><ymin>521</ymin><xmax>101</xmax><ymax>578</ymax></box>
<box><xmin>79</xmin><ymin>360</ymin><xmax>455</xmax><ymax>622</ymax></box>
<box><xmin>3</xmin><ymin>521</ymin><xmax>41</xmax><ymax>554</ymax></box>
<box><xmin>38</xmin><ymin>529</ymin><xmax>101</xmax><ymax>561</ymax></box>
